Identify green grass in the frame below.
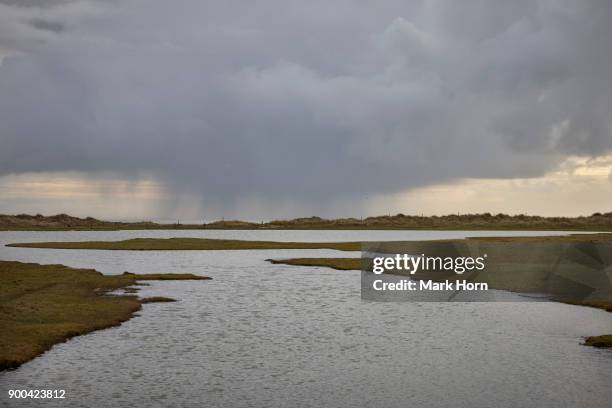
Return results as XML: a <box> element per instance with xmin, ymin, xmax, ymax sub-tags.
<box><xmin>7</xmin><ymin>238</ymin><xmax>362</xmax><ymax>251</ymax></box>
<box><xmin>0</xmin><ymin>261</ymin><xmax>209</xmax><ymax>370</ymax></box>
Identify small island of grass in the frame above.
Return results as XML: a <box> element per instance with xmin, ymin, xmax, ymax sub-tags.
<box><xmin>0</xmin><ymin>260</ymin><xmax>209</xmax><ymax>370</ymax></box>
<box><xmin>267</xmin><ymin>258</ymin><xmax>362</xmax><ymax>270</ymax></box>
<box><xmin>6</xmin><ymin>237</ymin><xmax>362</xmax><ymax>251</ymax></box>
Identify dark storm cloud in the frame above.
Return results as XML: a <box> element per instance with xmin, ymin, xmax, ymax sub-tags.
<box><xmin>28</xmin><ymin>18</ymin><xmax>65</xmax><ymax>33</ymax></box>
<box><xmin>1</xmin><ymin>0</ymin><xmax>611</xmax><ymax>211</ymax></box>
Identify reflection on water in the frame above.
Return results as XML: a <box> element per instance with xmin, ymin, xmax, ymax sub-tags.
<box><xmin>0</xmin><ymin>230</ymin><xmax>611</xmax><ymax>408</ymax></box>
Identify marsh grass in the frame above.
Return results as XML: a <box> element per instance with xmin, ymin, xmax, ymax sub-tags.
<box><xmin>267</xmin><ymin>258</ymin><xmax>362</xmax><ymax>270</ymax></box>
<box><xmin>140</xmin><ymin>296</ymin><xmax>176</xmax><ymax>303</ymax></box>
<box><xmin>584</xmin><ymin>335</ymin><xmax>612</xmax><ymax>348</ymax></box>
<box><xmin>0</xmin><ymin>261</ymin><xmax>208</xmax><ymax>370</ymax></box>
<box><xmin>7</xmin><ymin>238</ymin><xmax>362</xmax><ymax>251</ymax></box>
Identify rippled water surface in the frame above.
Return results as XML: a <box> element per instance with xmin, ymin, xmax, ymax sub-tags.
<box><xmin>1</xmin><ymin>230</ymin><xmax>611</xmax><ymax>408</ymax></box>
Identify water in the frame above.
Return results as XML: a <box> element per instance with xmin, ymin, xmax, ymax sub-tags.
<box><xmin>0</xmin><ymin>230</ymin><xmax>611</xmax><ymax>408</ymax></box>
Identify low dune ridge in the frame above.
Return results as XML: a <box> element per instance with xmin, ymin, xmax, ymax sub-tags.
<box><xmin>3</xmin><ymin>212</ymin><xmax>612</xmax><ymax>231</ymax></box>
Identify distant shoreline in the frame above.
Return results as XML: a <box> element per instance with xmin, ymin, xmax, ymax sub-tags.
<box><xmin>3</xmin><ymin>212</ymin><xmax>612</xmax><ymax>231</ymax></box>
<box><xmin>7</xmin><ymin>232</ymin><xmax>612</xmax><ymax>251</ymax></box>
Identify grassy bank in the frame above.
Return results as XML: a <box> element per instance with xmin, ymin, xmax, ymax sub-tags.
<box><xmin>0</xmin><ymin>261</ymin><xmax>209</xmax><ymax>370</ymax></box>
<box><xmin>8</xmin><ymin>232</ymin><xmax>612</xmax><ymax>251</ymax></box>
<box><xmin>4</xmin><ymin>213</ymin><xmax>612</xmax><ymax>231</ymax></box>
<box><xmin>7</xmin><ymin>238</ymin><xmax>362</xmax><ymax>251</ymax></box>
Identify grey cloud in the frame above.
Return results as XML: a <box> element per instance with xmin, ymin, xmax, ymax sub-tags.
<box><xmin>1</xmin><ymin>0</ymin><xmax>611</xmax><ymax>215</ymax></box>
<box><xmin>28</xmin><ymin>18</ymin><xmax>65</xmax><ymax>33</ymax></box>
<box><xmin>0</xmin><ymin>0</ymin><xmax>74</xmax><ymax>7</ymax></box>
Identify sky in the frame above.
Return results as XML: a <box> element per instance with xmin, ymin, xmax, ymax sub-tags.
<box><xmin>1</xmin><ymin>0</ymin><xmax>611</xmax><ymax>221</ymax></box>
